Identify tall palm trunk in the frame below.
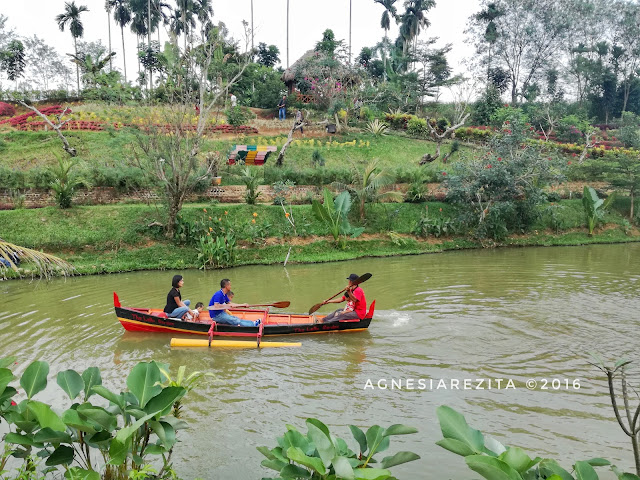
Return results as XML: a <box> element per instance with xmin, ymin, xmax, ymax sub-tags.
<box><xmin>286</xmin><ymin>0</ymin><xmax>289</xmax><ymax>68</ymax></box>
<box><xmin>108</xmin><ymin>11</ymin><xmax>113</xmax><ymax>71</ymax></box>
<box><xmin>74</xmin><ymin>37</ymin><xmax>80</xmax><ymax>93</ymax></box>
<box><xmin>121</xmin><ymin>25</ymin><xmax>127</xmax><ymax>82</ymax></box>
<box><xmin>148</xmin><ymin>0</ymin><xmax>152</xmax><ymax>94</ymax></box>
<box><xmin>349</xmin><ymin>0</ymin><xmax>352</xmax><ymax>64</ymax></box>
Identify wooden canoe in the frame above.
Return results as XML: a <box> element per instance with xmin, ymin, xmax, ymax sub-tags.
<box><xmin>113</xmin><ymin>293</ymin><xmax>374</xmax><ymax>336</ymax></box>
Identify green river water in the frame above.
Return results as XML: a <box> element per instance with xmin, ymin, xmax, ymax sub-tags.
<box><xmin>2</xmin><ymin>243</ymin><xmax>640</xmax><ymax>479</ymax></box>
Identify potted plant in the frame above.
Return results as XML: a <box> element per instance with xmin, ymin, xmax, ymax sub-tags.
<box><xmin>206</xmin><ymin>151</ymin><xmax>223</xmax><ymax>185</ymax></box>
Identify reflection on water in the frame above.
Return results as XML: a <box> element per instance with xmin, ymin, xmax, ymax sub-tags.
<box><xmin>2</xmin><ymin>243</ymin><xmax>640</xmax><ymax>478</ymax></box>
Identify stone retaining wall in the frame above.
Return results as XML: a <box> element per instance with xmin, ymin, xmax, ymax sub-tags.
<box><xmin>0</xmin><ymin>182</ymin><xmax>600</xmax><ymax>210</ymax></box>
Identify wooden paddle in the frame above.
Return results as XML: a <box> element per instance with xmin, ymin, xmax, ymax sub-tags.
<box><xmin>244</xmin><ymin>301</ymin><xmax>291</xmax><ymax>309</ymax></box>
<box><xmin>308</xmin><ymin>273</ymin><xmax>372</xmax><ymax>314</ymax></box>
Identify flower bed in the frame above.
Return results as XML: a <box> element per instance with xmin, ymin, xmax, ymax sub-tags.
<box><xmin>0</xmin><ymin>105</ymin><xmax>67</xmax><ymax>127</ymax></box>
<box><xmin>12</xmin><ymin>120</ymin><xmax>258</xmax><ymax>135</ymax></box>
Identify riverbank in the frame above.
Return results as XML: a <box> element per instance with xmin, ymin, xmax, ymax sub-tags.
<box><xmin>1</xmin><ymin>202</ymin><xmax>638</xmax><ymax>277</ymax></box>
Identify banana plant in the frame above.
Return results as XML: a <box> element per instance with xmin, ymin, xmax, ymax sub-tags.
<box><xmin>436</xmin><ymin>405</ymin><xmax>639</xmax><ymax>480</ymax></box>
<box><xmin>312</xmin><ymin>188</ymin><xmax>364</xmax><ymax>248</ymax></box>
<box><xmin>258</xmin><ymin>418</ymin><xmax>420</xmax><ymax>479</ymax></box>
<box><xmin>582</xmin><ymin>186</ymin><xmax>616</xmax><ymax>235</ymax></box>
<box><xmin>0</xmin><ymin>358</ymin><xmax>194</xmax><ymax>478</ymax></box>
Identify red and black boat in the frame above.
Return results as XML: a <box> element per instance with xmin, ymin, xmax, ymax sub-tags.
<box><xmin>113</xmin><ymin>293</ymin><xmax>375</xmax><ymax>337</ymax></box>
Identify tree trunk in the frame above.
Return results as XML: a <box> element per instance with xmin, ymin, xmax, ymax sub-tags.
<box><xmin>108</xmin><ymin>11</ymin><xmax>113</xmax><ymax>72</ymax></box>
<box><xmin>121</xmin><ymin>25</ymin><xmax>127</xmax><ymax>83</ymax></box>
<box><xmin>148</xmin><ymin>0</ymin><xmax>152</xmax><ymax>95</ymax></box>
<box><xmin>286</xmin><ymin>0</ymin><xmax>290</xmax><ymax>68</ymax></box>
<box><xmin>74</xmin><ymin>37</ymin><xmax>80</xmax><ymax>94</ymax></box>
<box><xmin>511</xmin><ymin>82</ymin><xmax>517</xmax><ymax>105</ymax></box>
<box><xmin>631</xmin><ymin>188</ymin><xmax>635</xmax><ymax>220</ymax></box>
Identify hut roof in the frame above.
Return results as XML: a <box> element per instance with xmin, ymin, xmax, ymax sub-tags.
<box><xmin>281</xmin><ymin>49</ymin><xmax>319</xmax><ymax>84</ymax></box>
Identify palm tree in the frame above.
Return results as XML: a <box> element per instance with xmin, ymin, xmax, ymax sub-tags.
<box><xmin>399</xmin><ymin>0</ymin><xmax>434</xmax><ymax>59</ymax></box>
<box><xmin>55</xmin><ymin>1</ymin><xmax>90</xmax><ymax>94</ymax></box>
<box><xmin>374</xmin><ymin>0</ymin><xmax>398</xmax><ymax>72</ymax></box>
<box><xmin>286</xmin><ymin>0</ymin><xmax>289</xmax><ymax>68</ymax></box>
<box><xmin>68</xmin><ymin>51</ymin><xmax>117</xmax><ymax>88</ymax></box>
<box><xmin>195</xmin><ymin>0</ymin><xmax>213</xmax><ymax>37</ymax></box>
<box><xmin>105</xmin><ymin>1</ymin><xmax>113</xmax><ymax>71</ymax></box>
<box><xmin>108</xmin><ymin>0</ymin><xmax>132</xmax><ymax>83</ymax></box>
<box><xmin>1</xmin><ymin>240</ymin><xmax>75</xmax><ymax>280</ymax></box>
<box><xmin>474</xmin><ymin>3</ymin><xmax>504</xmax><ymax>82</ymax></box>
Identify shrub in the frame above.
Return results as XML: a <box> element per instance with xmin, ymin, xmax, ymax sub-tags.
<box><xmin>366</xmin><ymin>119</ymin><xmax>388</xmax><ymax>136</ymax></box>
<box><xmin>225</xmin><ymin>106</ymin><xmax>253</xmax><ymax>126</ymax></box>
<box><xmin>0</xmin><ymin>101</ymin><xmax>16</xmax><ymax>117</ymax></box>
<box><xmin>407</xmin><ymin>116</ymin><xmax>429</xmax><ymax>137</ymax></box>
<box><xmin>273</xmin><ymin>179</ymin><xmax>295</xmax><ymax>205</ymax></box>
<box><xmin>556</xmin><ymin>114</ymin><xmax>590</xmax><ymax>143</ymax></box>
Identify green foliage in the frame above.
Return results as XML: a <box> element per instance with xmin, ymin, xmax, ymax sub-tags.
<box><xmin>258</xmin><ymin>418</ymin><xmax>419</xmax><ymax>480</ymax></box>
<box><xmin>556</xmin><ymin>114</ymin><xmax>591</xmax><ymax>143</ymax></box>
<box><xmin>617</xmin><ymin>112</ymin><xmax>640</xmax><ymax>148</ymax></box>
<box><xmin>414</xmin><ymin>206</ymin><xmax>456</xmax><ymax>237</ymax></box>
<box><xmin>490</xmin><ymin>106</ymin><xmax>529</xmax><ymax>129</ymax></box>
<box><xmin>48</xmin><ymin>156</ymin><xmax>90</xmax><ymax>209</ymax></box>
<box><xmin>272</xmin><ymin>180</ymin><xmax>296</xmax><ymax>206</ymax></box>
<box><xmin>582</xmin><ymin>186</ymin><xmax>616</xmax><ymax>235</ymax></box>
<box><xmin>472</xmin><ymin>86</ymin><xmax>503</xmax><ymax>126</ymax></box>
<box><xmin>366</xmin><ymin>119</ymin><xmax>389</xmax><ymax>136</ymax></box>
<box><xmin>445</xmin><ymin>114</ymin><xmax>565</xmax><ymax>240</ymax></box>
<box><xmin>312</xmin><ymin>188</ymin><xmax>364</xmax><ymax>247</ymax></box>
<box><xmin>224</xmin><ymin>106</ymin><xmax>253</xmax><ymax>126</ymax></box>
<box><xmin>238</xmin><ymin>166</ymin><xmax>262</xmax><ymax>205</ymax></box>
<box><xmin>311</xmin><ymin>149</ymin><xmax>326</xmax><ymax>168</ymax></box>
<box><xmin>0</xmin><ymin>359</ymin><xmax>201</xmax><ymax>479</ymax></box>
<box><xmin>407</xmin><ymin>116</ymin><xmax>429</xmax><ymax>137</ymax></box>
<box><xmin>436</xmin><ymin>405</ymin><xmax>639</xmax><ymax>480</ymax></box>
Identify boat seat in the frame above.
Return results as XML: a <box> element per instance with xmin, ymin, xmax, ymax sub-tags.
<box><xmin>155</xmin><ymin>312</ymin><xmax>168</xmax><ymax>319</ymax></box>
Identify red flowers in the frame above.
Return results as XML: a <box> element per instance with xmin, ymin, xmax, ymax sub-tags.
<box><xmin>497</xmin><ymin>157</ymin><xmax>502</xmax><ymax>161</ymax></box>
<box><xmin>486</xmin><ymin>164</ymin><xmax>492</xmax><ymax>169</ymax></box>
<box><xmin>567</xmin><ymin>161</ymin><xmax>572</xmax><ymax>165</ymax></box>
<box><xmin>442</xmin><ymin>171</ymin><xmax>447</xmax><ymax>176</ymax></box>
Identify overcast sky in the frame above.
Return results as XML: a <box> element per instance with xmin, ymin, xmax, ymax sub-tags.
<box><xmin>2</xmin><ymin>0</ymin><xmax>480</xmax><ymax>85</ymax></box>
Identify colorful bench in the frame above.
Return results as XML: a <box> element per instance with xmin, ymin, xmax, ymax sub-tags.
<box><xmin>227</xmin><ymin>145</ymin><xmax>278</xmax><ymax>165</ymax></box>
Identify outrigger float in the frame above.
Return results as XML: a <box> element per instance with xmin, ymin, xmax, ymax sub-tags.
<box><xmin>113</xmin><ymin>293</ymin><xmax>375</xmax><ymax>349</ymax></box>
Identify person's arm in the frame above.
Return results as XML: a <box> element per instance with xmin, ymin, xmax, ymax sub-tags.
<box><xmin>209</xmin><ymin>301</ymin><xmax>248</xmax><ymax>310</ymax></box>
<box><xmin>324</xmin><ymin>295</ymin><xmax>346</xmax><ymax>305</ymax></box>
<box><xmin>174</xmin><ymin>296</ymin><xmax>187</xmax><ymax>308</ymax></box>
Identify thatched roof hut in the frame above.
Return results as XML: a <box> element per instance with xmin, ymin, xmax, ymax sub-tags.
<box><xmin>281</xmin><ymin>49</ymin><xmax>357</xmax><ymax>94</ymax></box>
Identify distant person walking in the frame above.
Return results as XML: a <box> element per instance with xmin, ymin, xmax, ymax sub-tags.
<box><xmin>230</xmin><ymin>92</ymin><xmax>237</xmax><ymax>107</ymax></box>
<box><xmin>277</xmin><ymin>95</ymin><xmax>286</xmax><ymax>120</ymax></box>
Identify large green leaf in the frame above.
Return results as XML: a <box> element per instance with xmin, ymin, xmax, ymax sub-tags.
<box><xmin>144</xmin><ymin>386</ymin><xmax>186</xmax><ymax>418</ymax></box>
<box><xmin>538</xmin><ymin>459</ymin><xmax>575</xmax><ymax>480</ymax></box>
<box><xmin>280</xmin><ymin>463</ymin><xmax>312</xmax><ymax>479</ymax></box>
<box><xmin>108</xmin><ymin>436</ymin><xmax>131</xmax><ymax>465</ymax></box>
<box><xmin>33</xmin><ymin>428</ymin><xmax>72</xmax><ymax>444</ymax></box>
<box><xmin>436</xmin><ymin>406</ymin><xmax>485</xmax><ymax>454</ymax></box>
<box><xmin>62</xmin><ymin>408</ymin><xmax>97</xmax><ymax>434</ymax></box>
<box><xmin>436</xmin><ymin>438</ymin><xmax>477</xmax><ymax>457</ymax></box>
<box><xmin>45</xmin><ymin>445</ymin><xmax>74</xmax><ymax>466</ymax></box>
<box><xmin>365</xmin><ymin>425</ymin><xmax>385</xmax><ymax>457</ymax></box>
<box><xmin>126</xmin><ymin>362</ymin><xmax>162</xmax><ymax>408</ymax></box>
<box><xmin>57</xmin><ymin>370</ymin><xmax>84</xmax><ymax>400</ymax></box>
<box><xmin>349</xmin><ymin>425</ymin><xmax>367</xmax><ymax>454</ymax></box>
<box><xmin>499</xmin><ymin>447</ymin><xmax>534</xmax><ymax>473</ymax></box>
<box><xmin>312</xmin><ymin>199</ymin><xmax>332</xmax><ymax>224</ymax></box>
<box><xmin>0</xmin><ymin>367</ymin><xmax>14</xmax><ymax>395</ymax></box>
<box><xmin>20</xmin><ymin>361</ymin><xmax>49</xmax><ymax>399</ymax></box>
<box><xmin>27</xmin><ymin>400</ymin><xmax>66</xmax><ymax>431</ymax></box>
<box><xmin>465</xmin><ymin>455</ymin><xmax>523</xmax><ymax>480</ymax></box>
<box><xmin>380</xmin><ymin>451</ymin><xmax>420</xmax><ymax>469</ymax></box>
<box><xmin>574</xmin><ymin>461</ymin><xmax>599</xmax><ymax>480</ymax></box>
<box><xmin>383</xmin><ymin>424</ymin><xmax>417</xmax><ymax>436</ymax></box>
<box><xmin>281</xmin><ymin>429</ymin><xmax>311</xmax><ymax>454</ymax></box>
<box><xmin>585</xmin><ymin>458</ymin><xmax>611</xmax><ymax>467</ymax></box>
<box><xmin>81</xmin><ymin>367</ymin><xmax>102</xmax><ymax>401</ymax></box>
<box><xmin>260</xmin><ymin>458</ymin><xmax>287</xmax><ymax>472</ymax></box>
<box><xmin>4</xmin><ymin>432</ymin><xmax>38</xmax><ymax>447</ymax></box>
<box><xmin>286</xmin><ymin>446</ymin><xmax>327</xmax><ymax>475</ymax></box>
<box><xmin>334</xmin><ymin>191</ymin><xmax>352</xmax><ymax>218</ymax></box>
<box><xmin>353</xmin><ymin>467</ymin><xmax>392</xmax><ymax>480</ymax></box>
<box><xmin>91</xmin><ymin>386</ymin><xmax>125</xmax><ymax>409</ymax></box>
<box><xmin>306</xmin><ymin>420</ymin><xmax>335</xmax><ymax>468</ymax></box>
<box><xmin>149</xmin><ymin>420</ymin><xmax>176</xmax><ymax>450</ymax></box>
<box><xmin>333</xmin><ymin>455</ymin><xmax>355</xmax><ymax>479</ymax></box>
<box><xmin>64</xmin><ymin>467</ymin><xmax>100</xmax><ymax>480</ymax></box>
<box><xmin>77</xmin><ymin>403</ymin><xmax>117</xmax><ymax>432</ymax></box>
<box><xmin>0</xmin><ymin>386</ymin><xmax>17</xmax><ymax>406</ymax></box>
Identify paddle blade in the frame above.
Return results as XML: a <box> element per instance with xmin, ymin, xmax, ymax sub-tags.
<box><xmin>354</xmin><ymin>273</ymin><xmax>372</xmax><ymax>285</ymax></box>
<box><xmin>308</xmin><ymin>303</ymin><xmax>323</xmax><ymax>315</ymax></box>
<box><xmin>271</xmin><ymin>301</ymin><xmax>290</xmax><ymax>309</ymax></box>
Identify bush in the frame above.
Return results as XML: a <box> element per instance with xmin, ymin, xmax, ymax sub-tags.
<box><xmin>0</xmin><ymin>101</ymin><xmax>16</xmax><ymax>117</ymax></box>
<box><xmin>407</xmin><ymin>116</ymin><xmax>429</xmax><ymax>137</ymax></box>
<box><xmin>225</xmin><ymin>106</ymin><xmax>253</xmax><ymax>126</ymax></box>
<box><xmin>556</xmin><ymin>114</ymin><xmax>590</xmax><ymax>143</ymax></box>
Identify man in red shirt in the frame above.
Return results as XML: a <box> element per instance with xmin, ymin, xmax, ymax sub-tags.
<box><xmin>321</xmin><ymin>273</ymin><xmax>367</xmax><ymax>322</ymax></box>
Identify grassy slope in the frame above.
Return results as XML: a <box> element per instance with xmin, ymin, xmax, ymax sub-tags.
<box><xmin>0</xmin><ymin>201</ymin><xmax>637</xmax><ymax>275</ymax></box>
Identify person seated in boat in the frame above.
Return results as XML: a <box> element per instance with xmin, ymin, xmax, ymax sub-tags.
<box><xmin>209</xmin><ymin>279</ymin><xmax>261</xmax><ymax>327</ymax></box>
<box><xmin>182</xmin><ymin>302</ymin><xmax>205</xmax><ymax>322</ymax></box>
<box><xmin>321</xmin><ymin>274</ymin><xmax>367</xmax><ymax>323</ymax></box>
<box><xmin>164</xmin><ymin>275</ymin><xmax>193</xmax><ymax>319</ymax></box>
